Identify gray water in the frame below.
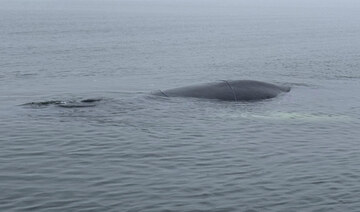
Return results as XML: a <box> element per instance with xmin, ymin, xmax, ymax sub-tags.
<box><xmin>1</xmin><ymin>0</ymin><xmax>360</xmax><ymax>211</ymax></box>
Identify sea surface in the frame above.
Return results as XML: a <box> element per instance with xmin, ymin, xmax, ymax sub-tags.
<box><xmin>1</xmin><ymin>0</ymin><xmax>360</xmax><ymax>211</ymax></box>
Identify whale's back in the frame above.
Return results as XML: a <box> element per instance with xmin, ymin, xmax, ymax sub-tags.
<box><xmin>229</xmin><ymin>80</ymin><xmax>290</xmax><ymax>101</ymax></box>
<box><xmin>154</xmin><ymin>80</ymin><xmax>290</xmax><ymax>101</ymax></box>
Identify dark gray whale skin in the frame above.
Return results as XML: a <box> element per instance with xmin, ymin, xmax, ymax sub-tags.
<box><xmin>153</xmin><ymin>80</ymin><xmax>290</xmax><ymax>101</ymax></box>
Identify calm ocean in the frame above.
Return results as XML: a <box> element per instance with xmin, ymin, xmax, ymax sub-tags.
<box><xmin>1</xmin><ymin>0</ymin><xmax>360</xmax><ymax>211</ymax></box>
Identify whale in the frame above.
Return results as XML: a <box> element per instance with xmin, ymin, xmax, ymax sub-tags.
<box><xmin>153</xmin><ymin>80</ymin><xmax>290</xmax><ymax>101</ymax></box>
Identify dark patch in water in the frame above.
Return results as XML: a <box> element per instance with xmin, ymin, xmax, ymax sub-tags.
<box><xmin>21</xmin><ymin>98</ymin><xmax>103</xmax><ymax>108</ymax></box>
<box><xmin>80</xmin><ymin>98</ymin><xmax>102</xmax><ymax>103</ymax></box>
